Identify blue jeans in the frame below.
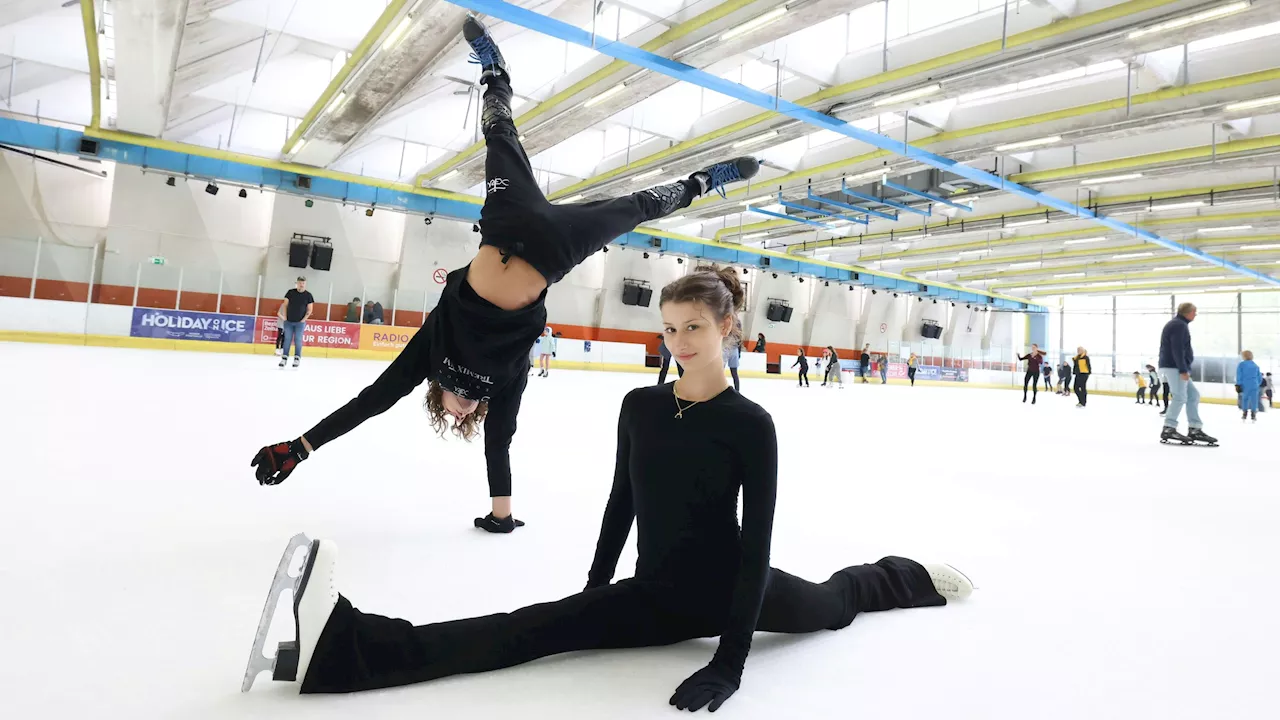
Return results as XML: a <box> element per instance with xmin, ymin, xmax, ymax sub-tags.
<box><xmin>282</xmin><ymin>321</ymin><xmax>305</xmax><ymax>358</ymax></box>
<box><xmin>1160</xmin><ymin>367</ymin><xmax>1201</xmax><ymax>429</ymax></box>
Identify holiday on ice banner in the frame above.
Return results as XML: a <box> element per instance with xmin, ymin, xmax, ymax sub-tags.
<box><xmin>254</xmin><ymin>317</ymin><xmax>360</xmax><ymax>349</ymax></box>
<box><xmin>131</xmin><ymin>308</ymin><xmax>255</xmax><ymax>343</ymax></box>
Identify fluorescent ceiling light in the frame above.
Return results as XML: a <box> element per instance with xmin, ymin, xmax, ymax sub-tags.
<box><xmin>320</xmin><ymin>92</ymin><xmax>347</xmax><ymax>117</ymax></box>
<box><xmin>719</xmin><ymin>7</ymin><xmax>788</xmax><ymax>41</ymax></box>
<box><xmin>873</xmin><ymin>84</ymin><xmax>942</xmax><ymax>107</ymax></box>
<box><xmin>1149</xmin><ymin>201</ymin><xmax>1205</xmax><ymax>211</ymax></box>
<box><xmin>1079</xmin><ymin>173</ymin><xmax>1143</xmax><ymax>185</ymax></box>
<box><xmin>995</xmin><ymin>136</ymin><xmax>1062</xmax><ymax>152</ymax></box>
<box><xmin>845</xmin><ymin>168</ymin><xmax>889</xmax><ymax>183</ymax></box>
<box><xmin>658</xmin><ymin>215</ymin><xmax>686</xmax><ymax>225</ymax></box>
<box><xmin>1128</xmin><ymin>2</ymin><xmax>1249</xmax><ymax>40</ymax></box>
<box><xmin>1246</xmin><ymin>243</ymin><xmax>1280</xmax><ymax>250</ymax></box>
<box><xmin>1196</xmin><ymin>276</ymin><xmax>1230</xmax><ymax>281</ymax></box>
<box><xmin>584</xmin><ymin>84</ymin><xmax>626</xmax><ymax>108</ymax></box>
<box><xmin>1064</xmin><ymin>237</ymin><xmax>1106</xmax><ymax>245</ymax></box>
<box><xmin>894</xmin><ymin>233</ymin><xmax>928</xmax><ymax>241</ymax></box>
<box><xmin>438</xmin><ymin>169</ymin><xmax>459</xmax><ymax>182</ymax></box>
<box><xmin>1055</xmin><ymin>272</ymin><xmax>1086</xmax><ymax>278</ymax></box>
<box><xmin>1225</xmin><ymin>95</ymin><xmax>1280</xmax><ymax>112</ymax></box>
<box><xmin>381</xmin><ymin>16</ymin><xmax>413</xmax><ymax>51</ymax></box>
<box><xmin>741</xmin><ymin>195</ymin><xmax>776</xmax><ymax>206</ymax></box>
<box><xmin>1004</xmin><ymin>217</ymin><xmax>1049</xmax><ymax>228</ymax></box>
<box><xmin>1007</xmin><ymin>262</ymin><xmax>1042</xmax><ymax>269</ymax></box>
<box><xmin>289</xmin><ymin>138</ymin><xmax>306</xmax><ymax>155</ymax></box>
<box><xmin>742</xmin><ymin>231</ymin><xmax>772</xmax><ymax>240</ymax></box>
<box><xmin>1112</xmin><ymin>252</ymin><xmax>1155</xmax><ymax>259</ymax></box>
<box><xmin>1200</xmin><ymin>225</ymin><xmax>1253</xmax><ymax>233</ymax></box>
<box><xmin>1192</xmin><ymin>20</ymin><xmax>1280</xmax><ymax>52</ymax></box>
<box><xmin>558</xmin><ymin>194</ymin><xmax>585</xmax><ymax>203</ymax></box>
<box><xmin>632</xmin><ymin>168</ymin><xmax>665</xmax><ymax>181</ymax></box>
<box><xmin>1163</xmin><ymin>265</ymin><xmax>1193</xmax><ymax>271</ymax></box>
<box><xmin>958</xmin><ymin>249</ymin><xmax>988</xmax><ymax>256</ymax></box>
<box><xmin>733</xmin><ymin>131</ymin><xmax>779</xmax><ymax>149</ymax></box>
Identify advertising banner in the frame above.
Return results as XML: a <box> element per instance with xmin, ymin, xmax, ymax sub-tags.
<box><xmin>359</xmin><ymin>325</ymin><xmax>418</xmax><ymax>352</ymax></box>
<box><xmin>254</xmin><ymin>317</ymin><xmax>360</xmax><ymax>349</ymax></box>
<box><xmin>131</xmin><ymin>308</ymin><xmax>254</xmax><ymax>343</ymax></box>
<box><xmin>887</xmin><ymin>362</ymin><xmax>908</xmax><ymax>379</ymax></box>
<box><xmin>911</xmin><ymin>364</ymin><xmax>969</xmax><ymax>382</ymax></box>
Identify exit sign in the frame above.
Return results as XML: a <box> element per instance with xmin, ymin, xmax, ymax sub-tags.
<box><xmin>147</xmin><ymin>256</ymin><xmax>166</xmax><ymax>266</ymax></box>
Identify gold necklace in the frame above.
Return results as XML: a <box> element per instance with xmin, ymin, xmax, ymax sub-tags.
<box><xmin>672</xmin><ymin>383</ymin><xmax>702</xmax><ymax>419</ymax></box>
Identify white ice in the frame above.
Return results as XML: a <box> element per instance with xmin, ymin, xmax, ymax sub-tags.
<box><xmin>1</xmin><ymin>341</ymin><xmax>1277</xmax><ymax>719</ymax></box>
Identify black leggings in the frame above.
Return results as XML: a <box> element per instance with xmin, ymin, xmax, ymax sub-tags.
<box><xmin>656</xmin><ymin>356</ymin><xmax>683</xmax><ymax>385</ymax></box>
<box><xmin>1074</xmin><ymin>373</ymin><xmax>1090</xmax><ymax>406</ymax></box>
<box><xmin>300</xmin><ymin>557</ymin><xmax>945</xmax><ymax>693</ymax></box>
<box><xmin>1137</xmin><ymin>388</ymin><xmax>1147</xmax><ymax>402</ymax></box>
<box><xmin>1023</xmin><ymin>370</ymin><xmax>1039</xmax><ymax>400</ymax></box>
<box><xmin>907</xmin><ymin>367</ymin><xmax>916</xmax><ymax>386</ymax></box>
<box><xmin>729</xmin><ymin>367</ymin><xmax>740</xmax><ymax>392</ymax></box>
<box><xmin>478</xmin><ymin>76</ymin><xmax>697</xmax><ymax>285</ymax></box>
<box><xmin>797</xmin><ymin>368</ymin><xmax>809</xmax><ymax>386</ymax></box>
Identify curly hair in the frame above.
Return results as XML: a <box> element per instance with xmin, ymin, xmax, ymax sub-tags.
<box><xmin>423</xmin><ymin>380</ymin><xmax>489</xmax><ymax>441</ymax></box>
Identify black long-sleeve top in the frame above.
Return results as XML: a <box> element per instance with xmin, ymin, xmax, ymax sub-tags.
<box><xmin>791</xmin><ymin>355</ymin><xmax>808</xmax><ymax>370</ymax></box>
<box><xmin>304</xmin><ymin>266</ymin><xmax>544</xmax><ymax>496</ymax></box>
<box><xmin>1159</xmin><ymin>315</ymin><xmax>1194</xmax><ymax>373</ymax></box>
<box><xmin>588</xmin><ymin>384</ymin><xmax>778</xmax><ymax>683</ymax></box>
<box><xmin>1019</xmin><ymin>351</ymin><xmax>1045</xmax><ymax>373</ymax></box>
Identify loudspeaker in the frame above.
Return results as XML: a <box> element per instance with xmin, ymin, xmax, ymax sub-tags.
<box><xmin>765</xmin><ymin>304</ymin><xmax>781</xmax><ymax>322</ymax></box>
<box><xmin>309</xmin><ymin>243</ymin><xmax>333</xmax><ymax>271</ymax></box>
<box><xmin>921</xmin><ymin>322</ymin><xmax>942</xmax><ymax>339</ymax></box>
<box><xmin>781</xmin><ymin>305</ymin><xmax>793</xmax><ymax>323</ymax></box>
<box><xmin>621</xmin><ymin>284</ymin><xmax>639</xmax><ymax>306</ymax></box>
<box><xmin>635</xmin><ymin>287</ymin><xmax>652</xmax><ymax>307</ymax></box>
<box><xmin>288</xmin><ymin>240</ymin><xmax>311</xmax><ymax>269</ymax></box>
<box><xmin>78</xmin><ymin>138</ymin><xmax>99</xmax><ymax>155</ymax></box>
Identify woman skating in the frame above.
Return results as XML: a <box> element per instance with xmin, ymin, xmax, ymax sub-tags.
<box><xmin>822</xmin><ymin>346</ymin><xmax>843</xmax><ymax>388</ymax></box>
<box><xmin>792</xmin><ymin>349</ymin><xmax>810</xmax><ymax>387</ymax></box>
<box><xmin>907</xmin><ymin>352</ymin><xmax>919</xmax><ymax>386</ymax></box>
<box><xmin>1237</xmin><ymin>350</ymin><xmax>1262</xmax><ymax>421</ymax></box>
<box><xmin>1019</xmin><ymin>344</ymin><xmax>1046</xmax><ymax>403</ymax></box>
<box><xmin>243</xmin><ymin>267</ymin><xmax>972</xmax><ymax>712</ymax></box>
<box><xmin>249</xmin><ymin>16</ymin><xmax>760</xmax><ymax>533</ymax></box>
<box><xmin>1072</xmin><ymin>347</ymin><xmax>1091</xmax><ymax>407</ymax></box>
<box><xmin>534</xmin><ymin>326</ymin><xmax>556</xmax><ymax>377</ymax></box>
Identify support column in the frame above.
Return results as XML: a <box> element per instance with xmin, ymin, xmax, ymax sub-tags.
<box><xmin>1111</xmin><ymin>295</ymin><xmax>1117</xmax><ymax>376</ymax></box>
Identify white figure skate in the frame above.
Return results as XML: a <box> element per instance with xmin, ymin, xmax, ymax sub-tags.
<box><xmin>923</xmin><ymin>563</ymin><xmax>975</xmax><ymax>601</ymax></box>
<box><xmin>241</xmin><ymin>533</ymin><xmax>339</xmax><ymax>692</ymax></box>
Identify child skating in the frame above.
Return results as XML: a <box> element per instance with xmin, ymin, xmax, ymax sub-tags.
<box><xmin>1237</xmin><ymin>350</ymin><xmax>1262</xmax><ymax>422</ymax></box>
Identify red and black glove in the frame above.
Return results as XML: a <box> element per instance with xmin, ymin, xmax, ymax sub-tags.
<box><xmin>251</xmin><ymin>438</ymin><xmax>309</xmax><ymax>486</ymax></box>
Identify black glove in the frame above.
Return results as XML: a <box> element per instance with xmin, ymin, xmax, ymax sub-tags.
<box><xmin>669</xmin><ymin>663</ymin><xmax>739</xmax><ymax>713</ymax></box>
<box><xmin>1235</xmin><ymin>384</ymin><xmax>1242</xmax><ymax>393</ymax></box>
<box><xmin>251</xmin><ymin>438</ymin><xmax>309</xmax><ymax>486</ymax></box>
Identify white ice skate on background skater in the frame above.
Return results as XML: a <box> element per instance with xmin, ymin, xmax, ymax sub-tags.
<box><xmin>241</xmin><ymin>533</ymin><xmax>338</xmax><ymax>692</ymax></box>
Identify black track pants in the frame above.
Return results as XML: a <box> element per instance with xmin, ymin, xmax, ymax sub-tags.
<box><xmin>908</xmin><ymin>367</ymin><xmax>916</xmax><ymax>385</ymax></box>
<box><xmin>798</xmin><ymin>368</ymin><xmax>809</xmax><ymax>386</ymax></box>
<box><xmin>300</xmin><ymin>557</ymin><xmax>945</xmax><ymax>694</ymax></box>
<box><xmin>477</xmin><ymin>76</ymin><xmax>698</xmax><ymax>285</ymax></box>
<box><xmin>1023</xmin><ymin>370</ymin><xmax>1038</xmax><ymax>400</ymax></box>
<box><xmin>1074</xmin><ymin>373</ymin><xmax>1090</xmax><ymax>405</ymax></box>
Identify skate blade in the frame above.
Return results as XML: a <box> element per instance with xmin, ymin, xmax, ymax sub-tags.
<box><xmin>241</xmin><ymin>533</ymin><xmax>312</xmax><ymax>692</ymax></box>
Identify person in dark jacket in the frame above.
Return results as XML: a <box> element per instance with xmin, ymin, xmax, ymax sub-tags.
<box><xmin>1071</xmin><ymin>347</ymin><xmax>1091</xmax><ymax>407</ymax></box>
<box><xmin>792</xmin><ymin>349</ymin><xmax>810</xmax><ymax>387</ymax></box>
<box><xmin>1158</xmin><ymin>303</ymin><xmax>1215</xmax><ymax>444</ymax></box>
<box><xmin>1057</xmin><ymin>361</ymin><xmax>1072</xmax><ymax>396</ymax></box>
<box><xmin>1019</xmin><ymin>344</ymin><xmax>1046</xmax><ymax>403</ymax></box>
<box><xmin>1041</xmin><ymin>362</ymin><xmax>1053</xmax><ymax>392</ymax></box>
<box><xmin>858</xmin><ymin>344</ymin><xmax>871</xmax><ymax>384</ymax></box>
<box><xmin>755</xmin><ymin>333</ymin><xmax>767</xmax><ymax>354</ymax></box>
<box><xmin>656</xmin><ymin>334</ymin><xmax>683</xmax><ymax>385</ymax></box>
<box><xmin>345</xmin><ymin>297</ymin><xmax>361</xmax><ymax>323</ymax></box>
<box><xmin>1145</xmin><ymin>365</ymin><xmax>1163</xmax><ymax>411</ymax></box>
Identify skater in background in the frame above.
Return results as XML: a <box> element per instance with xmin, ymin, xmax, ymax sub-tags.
<box><xmin>1071</xmin><ymin>347</ymin><xmax>1091</xmax><ymax>408</ymax></box>
<box><xmin>249</xmin><ymin>16</ymin><xmax>763</xmax><ymax>533</ymax></box>
<box><xmin>1019</xmin><ymin>344</ymin><xmax>1046</xmax><ymax>403</ymax></box>
<box><xmin>879</xmin><ymin>353</ymin><xmax>889</xmax><ymax>384</ymax></box>
<box><xmin>1146</xmin><ymin>365</ymin><xmax>1163</xmax><ymax>411</ymax></box>
<box><xmin>907</xmin><ymin>352</ymin><xmax>918</xmax><ymax>386</ymax></box>
<box><xmin>792</xmin><ymin>349</ymin><xmax>810</xmax><ymax>387</ymax></box>
<box><xmin>723</xmin><ymin>333</ymin><xmax>741</xmax><ymax>393</ymax></box>
<box><xmin>1133</xmin><ymin>371</ymin><xmax>1148</xmax><ymax>404</ymax></box>
<box><xmin>1237</xmin><ymin>350</ymin><xmax>1261</xmax><ymax>422</ymax></box>
<box><xmin>1158</xmin><ymin>303</ymin><xmax>1216</xmax><ymax>445</ymax></box>
<box><xmin>859</xmin><ymin>344</ymin><xmax>871</xmax><ymax>384</ymax></box>
<box><xmin>247</xmin><ymin>266</ymin><xmax>972</xmax><ymax>711</ymax></box>
<box><xmin>1265</xmin><ymin>372</ymin><xmax>1274</xmax><ymax>408</ymax></box>
<box><xmin>755</xmin><ymin>332</ymin><xmax>767</xmax><ymax>354</ymax></box>
<box><xmin>1057</xmin><ymin>361</ymin><xmax>1072</xmax><ymax>396</ymax></box>
<box><xmin>656</xmin><ymin>334</ymin><xmax>683</xmax><ymax>385</ymax></box>
<box><xmin>534</xmin><ymin>326</ymin><xmax>556</xmax><ymax>378</ymax></box>
<box><xmin>1042</xmin><ymin>362</ymin><xmax>1054</xmax><ymax>393</ymax></box>
<box><xmin>277</xmin><ymin>276</ymin><xmax>314</xmax><ymax>369</ymax></box>
<box><xmin>823</xmin><ymin>347</ymin><xmax>843</xmax><ymax>388</ymax></box>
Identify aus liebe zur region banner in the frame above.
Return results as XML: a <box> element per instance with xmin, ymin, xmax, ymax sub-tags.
<box><xmin>131</xmin><ymin>308</ymin><xmax>255</xmax><ymax>343</ymax></box>
<box><xmin>254</xmin><ymin>317</ymin><xmax>360</xmax><ymax>349</ymax></box>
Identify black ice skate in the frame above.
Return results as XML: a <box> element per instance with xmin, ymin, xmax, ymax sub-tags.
<box><xmin>1187</xmin><ymin>428</ymin><xmax>1218</xmax><ymax>446</ymax></box>
<box><xmin>242</xmin><ymin>534</ymin><xmax>339</xmax><ymax>692</ymax></box>
<box><xmin>474</xmin><ymin>512</ymin><xmax>525</xmax><ymax>533</ymax></box>
<box><xmin>1160</xmin><ymin>426</ymin><xmax>1191</xmax><ymax>445</ymax></box>
<box><xmin>463</xmin><ymin>16</ymin><xmax>508</xmax><ymax>81</ymax></box>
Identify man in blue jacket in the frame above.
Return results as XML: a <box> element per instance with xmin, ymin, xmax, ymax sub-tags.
<box><xmin>1158</xmin><ymin>302</ymin><xmax>1216</xmax><ymax>444</ymax></box>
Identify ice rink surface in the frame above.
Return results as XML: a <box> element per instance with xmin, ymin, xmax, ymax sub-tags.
<box><xmin>2</xmin><ymin>341</ymin><xmax>1276</xmax><ymax>719</ymax></box>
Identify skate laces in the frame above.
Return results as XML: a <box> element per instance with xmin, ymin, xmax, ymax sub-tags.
<box><xmin>705</xmin><ymin>160</ymin><xmax>747</xmax><ymax>199</ymax></box>
<box><xmin>467</xmin><ymin>34</ymin><xmax>502</xmax><ymax>69</ymax></box>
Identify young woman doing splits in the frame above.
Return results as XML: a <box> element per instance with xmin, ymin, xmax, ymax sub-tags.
<box><xmin>249</xmin><ymin>17</ymin><xmax>760</xmax><ymax>533</ymax></box>
<box><xmin>243</xmin><ymin>267</ymin><xmax>973</xmax><ymax>711</ymax></box>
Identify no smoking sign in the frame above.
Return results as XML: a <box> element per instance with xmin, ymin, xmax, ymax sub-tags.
<box><xmin>432</xmin><ymin>268</ymin><xmax>448</xmax><ymax>285</ymax></box>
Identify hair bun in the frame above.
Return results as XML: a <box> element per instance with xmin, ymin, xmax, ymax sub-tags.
<box><xmin>714</xmin><ymin>266</ymin><xmax>746</xmax><ymax>311</ymax></box>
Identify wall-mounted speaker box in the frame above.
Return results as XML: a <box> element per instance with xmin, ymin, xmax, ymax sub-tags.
<box><xmin>921</xmin><ymin>322</ymin><xmax>942</xmax><ymax>339</ymax></box>
<box><xmin>636</xmin><ymin>287</ymin><xmax>652</xmax><ymax>307</ymax></box>
<box><xmin>621</xmin><ymin>284</ymin><xmax>641</xmax><ymax>306</ymax></box>
<box><xmin>288</xmin><ymin>241</ymin><xmax>311</xmax><ymax>268</ymax></box>
<box><xmin>309</xmin><ymin>243</ymin><xmax>333</xmax><ymax>271</ymax></box>
<box><xmin>295</xmin><ymin>176</ymin><xmax>312</xmax><ymax>190</ymax></box>
<box><xmin>781</xmin><ymin>305</ymin><xmax>794</xmax><ymax>323</ymax></box>
<box><xmin>78</xmin><ymin>138</ymin><xmax>99</xmax><ymax>155</ymax></box>
<box><xmin>766</xmin><ymin>303</ymin><xmax>792</xmax><ymax>322</ymax></box>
